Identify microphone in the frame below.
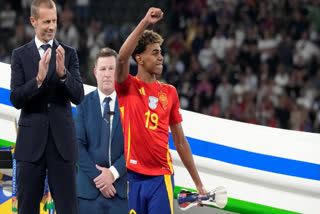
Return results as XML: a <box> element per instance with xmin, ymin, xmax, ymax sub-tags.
<box><xmin>108</xmin><ymin>111</ymin><xmax>115</xmax><ymax>115</ymax></box>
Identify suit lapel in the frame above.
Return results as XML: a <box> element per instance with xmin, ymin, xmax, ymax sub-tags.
<box><xmin>111</xmin><ymin>98</ymin><xmax>120</xmax><ymax>143</ymax></box>
<box><xmin>91</xmin><ymin>90</ymin><xmax>103</xmax><ymax>143</ymax></box>
<box><xmin>26</xmin><ymin>39</ymin><xmax>41</xmax><ymax>70</ymax></box>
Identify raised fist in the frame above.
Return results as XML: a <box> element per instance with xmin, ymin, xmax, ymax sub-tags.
<box><xmin>144</xmin><ymin>7</ymin><xmax>163</xmax><ymax>25</ymax></box>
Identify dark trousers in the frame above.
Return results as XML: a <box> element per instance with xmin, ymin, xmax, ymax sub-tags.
<box><xmin>78</xmin><ymin>194</ymin><xmax>128</xmax><ymax>214</ymax></box>
<box><xmin>127</xmin><ymin>170</ymin><xmax>174</xmax><ymax>214</ymax></box>
<box><xmin>17</xmin><ymin>129</ymin><xmax>78</xmax><ymax>214</ymax></box>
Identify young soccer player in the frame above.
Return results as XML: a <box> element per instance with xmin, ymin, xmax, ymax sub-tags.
<box><xmin>115</xmin><ymin>7</ymin><xmax>206</xmax><ymax>214</ymax></box>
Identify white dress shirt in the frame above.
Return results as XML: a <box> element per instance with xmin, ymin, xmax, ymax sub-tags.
<box><xmin>97</xmin><ymin>89</ymin><xmax>119</xmax><ymax>181</ymax></box>
<box><xmin>35</xmin><ymin>36</ymin><xmax>53</xmax><ymax>58</ymax></box>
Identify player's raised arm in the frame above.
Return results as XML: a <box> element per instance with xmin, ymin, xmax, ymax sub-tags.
<box><xmin>115</xmin><ymin>7</ymin><xmax>163</xmax><ymax>84</ymax></box>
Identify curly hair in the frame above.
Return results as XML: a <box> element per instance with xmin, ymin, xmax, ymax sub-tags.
<box><xmin>132</xmin><ymin>30</ymin><xmax>163</xmax><ymax>62</ymax></box>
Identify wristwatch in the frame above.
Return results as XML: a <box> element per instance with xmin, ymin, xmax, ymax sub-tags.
<box><xmin>59</xmin><ymin>68</ymin><xmax>67</xmax><ymax>80</ymax></box>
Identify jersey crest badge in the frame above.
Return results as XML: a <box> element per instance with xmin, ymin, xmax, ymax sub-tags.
<box><xmin>159</xmin><ymin>91</ymin><xmax>168</xmax><ymax>110</ymax></box>
<box><xmin>148</xmin><ymin>96</ymin><xmax>159</xmax><ymax>109</ymax></box>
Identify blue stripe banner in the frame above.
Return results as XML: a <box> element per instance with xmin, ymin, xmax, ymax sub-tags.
<box><xmin>169</xmin><ymin>135</ymin><xmax>320</xmax><ymax>181</ymax></box>
<box><xmin>0</xmin><ymin>87</ymin><xmax>11</xmax><ymax>106</ymax></box>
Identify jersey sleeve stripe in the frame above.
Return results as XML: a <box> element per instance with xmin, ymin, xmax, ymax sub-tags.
<box><xmin>126</xmin><ymin>121</ymin><xmax>131</xmax><ymax>164</ymax></box>
<box><xmin>167</xmin><ymin>144</ymin><xmax>173</xmax><ymax>173</ymax></box>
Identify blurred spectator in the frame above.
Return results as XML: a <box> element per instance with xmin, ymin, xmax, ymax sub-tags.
<box><xmin>290</xmin><ymin>103</ymin><xmax>305</xmax><ymax>130</ymax></box>
<box><xmin>21</xmin><ymin>0</ymin><xmax>32</xmax><ymax>16</ymax></box>
<box><xmin>178</xmin><ymin>71</ymin><xmax>194</xmax><ymax>110</ymax></box>
<box><xmin>0</xmin><ymin>2</ymin><xmax>16</xmax><ymax>32</ymax></box>
<box><xmin>289</xmin><ymin>9</ymin><xmax>309</xmax><ymax>41</ymax></box>
<box><xmin>166</xmin><ymin>31</ymin><xmax>186</xmax><ymax>58</ymax></box>
<box><xmin>239</xmin><ymin>25</ymin><xmax>260</xmax><ymax>71</ymax></box>
<box><xmin>163</xmin><ymin>56</ymin><xmax>182</xmax><ymax>86</ymax></box>
<box><xmin>87</xmin><ymin>19</ymin><xmax>105</xmax><ymax>68</ymax></box>
<box><xmin>191</xmin><ymin>24</ymin><xmax>205</xmax><ymax>55</ymax></box>
<box><xmin>75</xmin><ymin>0</ymin><xmax>89</xmax><ymax>25</ymax></box>
<box><xmin>57</xmin><ymin>4</ymin><xmax>79</xmax><ymax>50</ymax></box>
<box><xmin>275</xmin><ymin>94</ymin><xmax>291</xmax><ymax>129</ymax></box>
<box><xmin>210</xmin><ymin>29</ymin><xmax>233</xmax><ymax>60</ymax></box>
<box><xmin>9</xmin><ymin>19</ymin><xmax>30</xmax><ymax>49</ymax></box>
<box><xmin>198</xmin><ymin>39</ymin><xmax>215</xmax><ymax>69</ymax></box>
<box><xmin>258</xmin><ymin>29</ymin><xmax>279</xmax><ymax>62</ymax></box>
<box><xmin>294</xmin><ymin>31</ymin><xmax>319</xmax><ymax>66</ymax></box>
<box><xmin>296</xmin><ymin>79</ymin><xmax>317</xmax><ymax>110</ymax></box>
<box><xmin>274</xmin><ymin>63</ymin><xmax>289</xmax><ymax>87</ymax></box>
<box><xmin>215</xmin><ymin>74</ymin><xmax>233</xmax><ymax>114</ymax></box>
<box><xmin>196</xmin><ymin>72</ymin><xmax>213</xmax><ymax>95</ymax></box>
<box><xmin>0</xmin><ymin>46</ymin><xmax>10</xmax><ymax>63</ymax></box>
<box><xmin>243</xmin><ymin>65</ymin><xmax>258</xmax><ymax>91</ymax></box>
<box><xmin>277</xmin><ymin>35</ymin><xmax>294</xmax><ymax>68</ymax></box>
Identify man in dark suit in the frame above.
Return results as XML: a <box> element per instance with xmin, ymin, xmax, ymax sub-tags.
<box><xmin>10</xmin><ymin>0</ymin><xmax>84</xmax><ymax>213</ymax></box>
<box><xmin>75</xmin><ymin>47</ymin><xmax>127</xmax><ymax>214</ymax></box>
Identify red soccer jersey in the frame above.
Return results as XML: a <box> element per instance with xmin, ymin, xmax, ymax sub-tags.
<box><xmin>115</xmin><ymin>75</ymin><xmax>182</xmax><ymax>175</ymax></box>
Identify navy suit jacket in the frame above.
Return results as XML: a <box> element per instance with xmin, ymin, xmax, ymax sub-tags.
<box><xmin>75</xmin><ymin>90</ymin><xmax>127</xmax><ymax>199</ymax></box>
<box><xmin>10</xmin><ymin>38</ymin><xmax>84</xmax><ymax>162</ymax></box>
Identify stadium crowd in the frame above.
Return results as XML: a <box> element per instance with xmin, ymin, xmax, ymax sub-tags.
<box><xmin>1</xmin><ymin>0</ymin><xmax>320</xmax><ymax>133</ymax></box>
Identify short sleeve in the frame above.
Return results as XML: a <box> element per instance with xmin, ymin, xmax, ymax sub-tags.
<box><xmin>114</xmin><ymin>75</ymin><xmax>133</xmax><ymax>97</ymax></box>
<box><xmin>169</xmin><ymin>86</ymin><xmax>183</xmax><ymax>125</ymax></box>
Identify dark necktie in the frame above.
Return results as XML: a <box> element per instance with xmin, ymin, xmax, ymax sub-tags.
<box><xmin>103</xmin><ymin>97</ymin><xmax>111</xmax><ymax>122</ymax></box>
<box><xmin>41</xmin><ymin>44</ymin><xmax>51</xmax><ymax>52</ymax></box>
<box><xmin>101</xmin><ymin>97</ymin><xmax>111</xmax><ymax>165</ymax></box>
